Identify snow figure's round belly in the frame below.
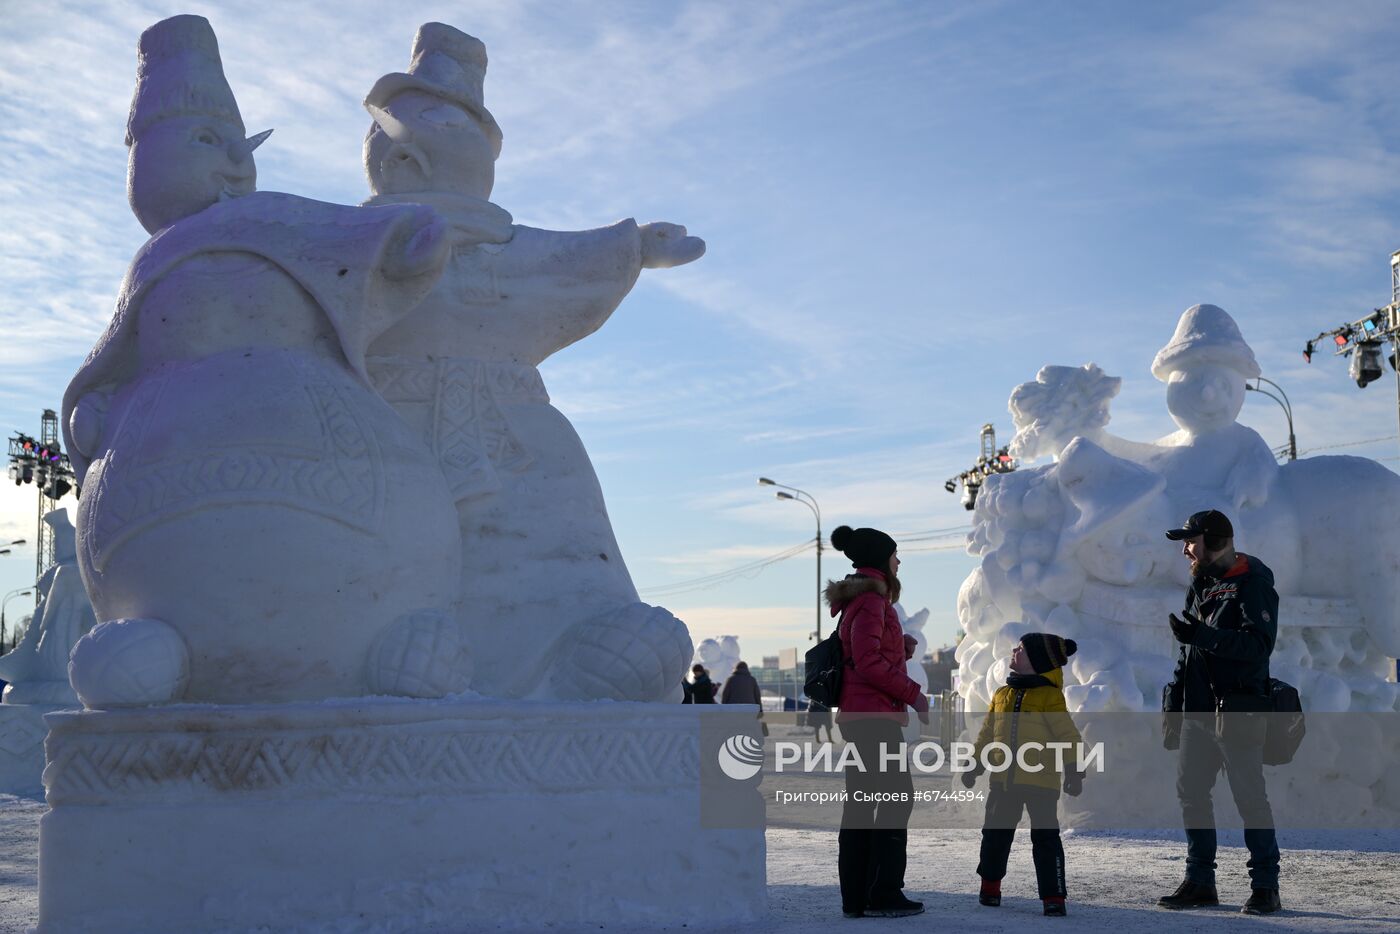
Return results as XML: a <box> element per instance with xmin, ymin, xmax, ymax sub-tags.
<box><xmin>76</xmin><ymin>347</ymin><xmax>461</xmax><ymax>703</ymax></box>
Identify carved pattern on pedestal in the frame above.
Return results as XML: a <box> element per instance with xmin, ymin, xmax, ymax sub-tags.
<box><xmin>0</xmin><ymin>710</ymin><xmax>47</xmax><ymax>757</ymax></box>
<box><xmin>45</xmin><ymin>716</ymin><xmax>700</xmax><ymax>804</ymax></box>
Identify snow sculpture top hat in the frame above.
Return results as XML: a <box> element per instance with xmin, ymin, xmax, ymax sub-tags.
<box><xmin>125</xmin><ymin>15</ymin><xmax>245</xmax><ymax>146</ymax></box>
<box><xmin>365</xmin><ymin>22</ymin><xmax>503</xmax><ymax>157</ymax></box>
<box><xmin>1055</xmin><ymin>437</ymin><xmax>1164</xmax><ymax>546</ymax></box>
<box><xmin>43</xmin><ymin>507</ymin><xmax>77</xmax><ymax>562</ymax></box>
<box><xmin>1151</xmin><ymin>304</ymin><xmax>1260</xmax><ymax>381</ymax></box>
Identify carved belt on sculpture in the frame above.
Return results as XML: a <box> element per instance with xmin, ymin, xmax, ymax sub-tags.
<box><xmin>367</xmin><ymin>355</ymin><xmax>546</xmax><ymax>503</ymax></box>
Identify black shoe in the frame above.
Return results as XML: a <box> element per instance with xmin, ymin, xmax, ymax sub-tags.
<box><xmin>979</xmin><ymin>892</ymin><xmax>1001</xmax><ymax>907</ymax></box>
<box><xmin>1157</xmin><ymin>879</ymin><xmax>1219</xmax><ymax>910</ymax></box>
<box><xmin>865</xmin><ymin>894</ymin><xmax>925</xmax><ymax>918</ymax></box>
<box><xmin>842</xmin><ymin>909</ymin><xmax>864</xmax><ymax>919</ymax></box>
<box><xmin>1044</xmin><ymin>899</ymin><xmax>1067</xmax><ymax>916</ymax></box>
<box><xmin>1241</xmin><ymin>888</ymin><xmax>1281</xmax><ymax>915</ymax></box>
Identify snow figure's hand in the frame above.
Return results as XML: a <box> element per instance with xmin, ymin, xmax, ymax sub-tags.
<box><xmin>382</xmin><ymin>207</ymin><xmax>451</xmax><ymax>281</ymax></box>
<box><xmin>640</xmin><ymin>222</ymin><xmax>706</xmax><ymax>269</ymax></box>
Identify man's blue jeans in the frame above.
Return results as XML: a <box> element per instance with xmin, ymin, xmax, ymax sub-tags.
<box><xmin>1177</xmin><ymin>715</ymin><xmax>1279</xmax><ymax>889</ymax></box>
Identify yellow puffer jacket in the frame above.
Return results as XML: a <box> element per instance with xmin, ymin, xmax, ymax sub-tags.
<box><xmin>972</xmin><ymin>667</ymin><xmax>1084</xmax><ymax>791</ymax></box>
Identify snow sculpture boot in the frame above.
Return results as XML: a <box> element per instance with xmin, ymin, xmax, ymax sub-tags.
<box><xmin>1241</xmin><ymin>888</ymin><xmax>1281</xmax><ymax>915</ymax></box>
<box><xmin>1156</xmin><ymin>879</ymin><xmax>1219</xmax><ymax>909</ymax></box>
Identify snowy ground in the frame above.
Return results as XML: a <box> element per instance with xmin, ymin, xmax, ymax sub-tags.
<box><xmin>1</xmin><ymin>793</ymin><xmax>1396</xmax><ymax>933</ymax></box>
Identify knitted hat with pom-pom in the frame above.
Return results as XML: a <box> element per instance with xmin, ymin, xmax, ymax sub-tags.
<box><xmin>1019</xmin><ymin>632</ymin><xmax>1078</xmax><ymax>674</ymax></box>
<box><xmin>831</xmin><ymin>525</ymin><xmax>897</xmax><ymax>570</ymax></box>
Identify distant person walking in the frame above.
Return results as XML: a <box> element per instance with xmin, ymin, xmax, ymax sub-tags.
<box><xmin>827</xmin><ymin>524</ymin><xmax>929</xmax><ymax>919</ymax></box>
<box><xmin>689</xmin><ymin>664</ymin><xmax>717</xmax><ymax>704</ymax></box>
<box><xmin>1158</xmin><ymin>510</ymin><xmax>1281</xmax><ymax>915</ymax></box>
<box><xmin>720</xmin><ymin>661</ymin><xmax>762</xmax><ymax>705</ymax></box>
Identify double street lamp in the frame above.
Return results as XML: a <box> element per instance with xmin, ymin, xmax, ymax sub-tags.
<box><xmin>758</xmin><ymin>478</ymin><xmax>824</xmax><ymax>641</ymax></box>
<box><xmin>1</xmin><ymin>587</ymin><xmax>34</xmax><ymax>653</ymax></box>
<box><xmin>1245</xmin><ymin>377</ymin><xmax>1297</xmax><ymax>461</ymax></box>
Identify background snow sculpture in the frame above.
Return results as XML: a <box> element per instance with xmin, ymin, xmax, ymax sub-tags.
<box><xmin>897</xmin><ymin>603</ymin><xmax>930</xmax><ymax>744</ymax></box>
<box><xmin>61</xmin><ymin>14</ymin><xmax>466</xmax><ymax>707</ymax></box>
<box><xmin>959</xmin><ymin>302</ymin><xmax>1400</xmax><ymax>715</ymax></box>
<box><xmin>361</xmin><ymin>23</ymin><xmax>700</xmax><ymax>703</ymax></box>
<box><xmin>694</xmin><ymin>634</ymin><xmax>741</xmax><ymax>691</ymax></box>
<box><xmin>0</xmin><ymin>509</ymin><xmax>93</xmax><ymax>705</ymax></box>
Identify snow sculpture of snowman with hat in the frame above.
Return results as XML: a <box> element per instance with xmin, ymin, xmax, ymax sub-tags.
<box><xmin>957</xmin><ymin>300</ymin><xmax>1400</xmax><ymax>721</ymax></box>
<box><xmin>1147</xmin><ymin>303</ymin><xmax>1280</xmax><ymax>516</ymax></box>
<box><xmin>360</xmin><ymin>23</ymin><xmax>700</xmax><ymax>703</ymax></box>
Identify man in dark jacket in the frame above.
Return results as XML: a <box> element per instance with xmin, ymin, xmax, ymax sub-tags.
<box><xmin>1157</xmin><ymin>510</ymin><xmax>1281</xmax><ymax>916</ymax></box>
<box><xmin>720</xmin><ymin>661</ymin><xmax>763</xmax><ymax>705</ymax></box>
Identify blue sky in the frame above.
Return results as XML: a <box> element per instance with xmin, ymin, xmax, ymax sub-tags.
<box><xmin>3</xmin><ymin>0</ymin><xmax>1400</xmax><ymax>663</ymax></box>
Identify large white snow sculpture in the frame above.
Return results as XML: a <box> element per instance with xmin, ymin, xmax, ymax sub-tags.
<box><xmin>38</xmin><ymin>17</ymin><xmax>765</xmax><ymax>934</ymax></box>
<box><xmin>60</xmin><ymin>15</ymin><xmax>467</xmax><ymax>706</ymax></box>
<box><xmin>959</xmin><ymin>303</ymin><xmax>1400</xmax><ymax>717</ymax></box>
<box><xmin>361</xmin><ymin>23</ymin><xmax>700</xmax><ymax>702</ymax></box>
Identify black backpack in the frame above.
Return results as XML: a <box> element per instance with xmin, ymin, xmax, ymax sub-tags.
<box><xmin>1263</xmin><ymin>678</ymin><xmax>1305</xmax><ymax>766</ymax></box>
<box><xmin>804</xmin><ymin>614</ymin><xmax>849</xmax><ymax>709</ymax></box>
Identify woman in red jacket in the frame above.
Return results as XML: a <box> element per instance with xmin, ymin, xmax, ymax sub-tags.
<box><xmin>826</xmin><ymin>524</ymin><xmax>929</xmax><ymax>919</ymax></box>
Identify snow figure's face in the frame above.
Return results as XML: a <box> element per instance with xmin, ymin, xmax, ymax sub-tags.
<box><xmin>128</xmin><ymin>116</ymin><xmax>257</xmax><ymax>234</ymax></box>
<box><xmin>1165</xmin><ymin>364</ymin><xmax>1245</xmax><ymax>435</ymax></box>
<box><xmin>365</xmin><ymin>91</ymin><xmax>495</xmax><ymax>199</ymax></box>
<box><xmin>1075</xmin><ymin>523</ymin><xmax>1157</xmax><ymax>586</ymax></box>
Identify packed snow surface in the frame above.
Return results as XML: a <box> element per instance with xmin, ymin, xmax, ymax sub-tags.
<box><xmin>2</xmin><ymin>793</ymin><xmax>1395</xmax><ymax>933</ymax></box>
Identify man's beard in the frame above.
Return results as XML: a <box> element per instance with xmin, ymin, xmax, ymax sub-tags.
<box><xmin>1191</xmin><ymin>552</ymin><xmax>1233</xmax><ymax>579</ymax></box>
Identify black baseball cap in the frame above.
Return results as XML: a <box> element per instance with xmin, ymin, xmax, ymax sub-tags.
<box><xmin>1165</xmin><ymin>509</ymin><xmax>1233</xmax><ymax>541</ymax></box>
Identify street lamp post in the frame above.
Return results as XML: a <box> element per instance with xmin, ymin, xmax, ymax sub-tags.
<box><xmin>1</xmin><ymin>588</ymin><xmax>34</xmax><ymax>653</ymax></box>
<box><xmin>758</xmin><ymin>478</ymin><xmax>823</xmax><ymax>642</ymax></box>
<box><xmin>1245</xmin><ymin>376</ymin><xmax>1297</xmax><ymax>461</ymax></box>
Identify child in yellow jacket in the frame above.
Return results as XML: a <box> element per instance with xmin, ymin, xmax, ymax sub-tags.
<box><xmin>962</xmin><ymin>632</ymin><xmax>1084</xmax><ymax>917</ymax></box>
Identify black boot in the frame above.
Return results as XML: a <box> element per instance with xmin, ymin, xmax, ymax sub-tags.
<box><xmin>865</xmin><ymin>894</ymin><xmax>925</xmax><ymax>918</ymax></box>
<box><xmin>1157</xmin><ymin>879</ymin><xmax>1219</xmax><ymax>909</ymax></box>
<box><xmin>1043</xmin><ymin>897</ymin><xmax>1067</xmax><ymax>916</ymax></box>
<box><xmin>979</xmin><ymin>880</ymin><xmax>1001</xmax><ymax>907</ymax></box>
<box><xmin>1241</xmin><ymin>888</ymin><xmax>1281</xmax><ymax>915</ymax></box>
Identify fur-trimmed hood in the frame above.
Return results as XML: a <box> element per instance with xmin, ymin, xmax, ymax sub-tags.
<box><xmin>824</xmin><ymin>572</ymin><xmax>888</xmax><ymax>613</ymax></box>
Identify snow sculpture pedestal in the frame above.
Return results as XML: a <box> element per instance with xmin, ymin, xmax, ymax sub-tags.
<box><xmin>38</xmin><ymin>700</ymin><xmax>766</xmax><ymax>933</ymax></box>
<box><xmin>0</xmin><ymin>704</ymin><xmax>58</xmax><ymax>793</ymax></box>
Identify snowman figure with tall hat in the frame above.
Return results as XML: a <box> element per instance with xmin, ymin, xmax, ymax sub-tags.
<box><xmin>361</xmin><ymin>23</ymin><xmax>701</xmax><ymax>702</ymax></box>
<box><xmin>1147</xmin><ymin>303</ymin><xmax>1279</xmax><ymax>514</ymax></box>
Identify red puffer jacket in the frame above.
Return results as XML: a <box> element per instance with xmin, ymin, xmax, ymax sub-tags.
<box><xmin>827</xmin><ymin>569</ymin><xmax>922</xmax><ymax>718</ymax></box>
